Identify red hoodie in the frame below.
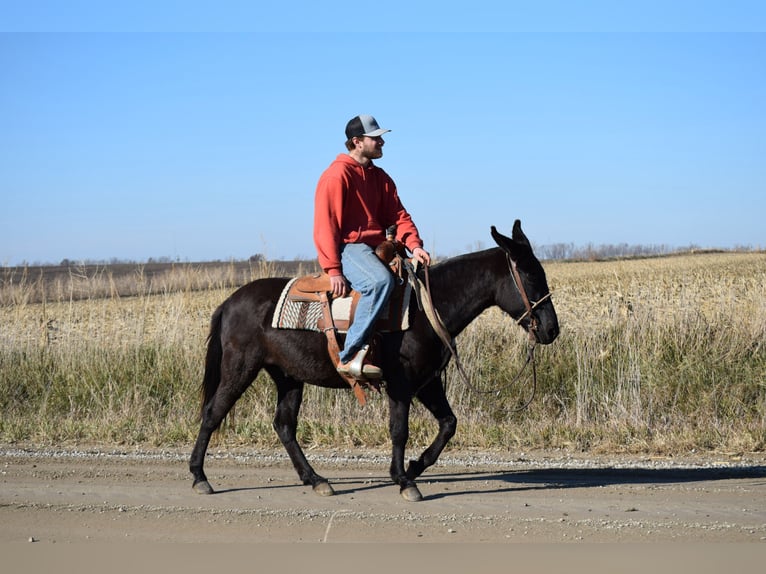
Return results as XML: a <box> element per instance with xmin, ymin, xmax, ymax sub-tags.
<box><xmin>314</xmin><ymin>154</ymin><xmax>424</xmax><ymax>276</ymax></box>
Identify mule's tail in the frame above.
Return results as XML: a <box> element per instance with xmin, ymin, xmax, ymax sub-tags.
<box><xmin>200</xmin><ymin>305</ymin><xmax>224</xmax><ymax>417</ymax></box>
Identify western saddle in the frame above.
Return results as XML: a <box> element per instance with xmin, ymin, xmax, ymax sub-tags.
<box><xmin>285</xmin><ymin>239</ymin><xmax>408</xmax><ymax>405</ymax></box>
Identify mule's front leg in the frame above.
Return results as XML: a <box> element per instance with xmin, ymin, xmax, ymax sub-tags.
<box><xmin>388</xmin><ymin>397</ymin><xmax>423</xmax><ymax>501</ymax></box>
<box><xmin>406</xmin><ymin>381</ymin><xmax>457</xmax><ymax>481</ymax></box>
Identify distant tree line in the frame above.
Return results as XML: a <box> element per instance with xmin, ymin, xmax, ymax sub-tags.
<box><xmin>57</xmin><ymin>256</ymin><xmax>181</xmax><ymax>267</ymax></box>
<box><xmin>533</xmin><ymin>242</ymin><xmax>762</xmax><ymax>261</ymax></box>
<box><xmin>535</xmin><ymin>242</ymin><xmax>688</xmax><ymax>261</ymax></box>
<box><xmin>7</xmin><ymin>243</ymin><xmax>761</xmax><ymax>270</ymax></box>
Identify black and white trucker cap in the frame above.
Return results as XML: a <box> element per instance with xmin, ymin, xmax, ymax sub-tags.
<box><xmin>344</xmin><ymin>115</ymin><xmax>391</xmax><ymax>139</ymax></box>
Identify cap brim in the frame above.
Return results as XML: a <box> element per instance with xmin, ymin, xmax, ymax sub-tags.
<box><xmin>362</xmin><ymin>128</ymin><xmax>390</xmax><ymax>137</ymax></box>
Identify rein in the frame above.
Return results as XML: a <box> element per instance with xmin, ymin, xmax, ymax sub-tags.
<box><xmin>408</xmin><ymin>254</ymin><xmax>551</xmax><ymax>411</ymax></box>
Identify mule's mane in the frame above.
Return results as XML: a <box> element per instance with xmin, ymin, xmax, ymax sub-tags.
<box><xmin>429</xmin><ymin>246</ymin><xmax>504</xmax><ymax>285</ymax></box>
<box><xmin>424</xmin><ymin>247</ymin><xmax>507</xmax><ymax>336</ymax></box>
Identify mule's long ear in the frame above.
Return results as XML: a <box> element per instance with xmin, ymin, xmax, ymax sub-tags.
<box><xmin>491</xmin><ymin>224</ymin><xmax>518</xmax><ymax>261</ymax></box>
<box><xmin>511</xmin><ymin>219</ymin><xmax>531</xmax><ymax>248</ymax></box>
<box><xmin>491</xmin><ymin>220</ymin><xmax>531</xmax><ymax>260</ymax></box>
<box><xmin>490</xmin><ymin>225</ymin><xmax>510</xmax><ymax>250</ymax></box>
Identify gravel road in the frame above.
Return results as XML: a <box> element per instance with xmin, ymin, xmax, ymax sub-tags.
<box><xmin>2</xmin><ymin>446</ymin><xmax>766</xmax><ymax>544</ymax></box>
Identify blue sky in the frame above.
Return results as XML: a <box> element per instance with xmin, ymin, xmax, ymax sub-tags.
<box><xmin>1</xmin><ymin>4</ymin><xmax>765</xmax><ymax>265</ymax></box>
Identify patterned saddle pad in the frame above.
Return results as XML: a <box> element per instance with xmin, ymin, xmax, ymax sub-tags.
<box><xmin>271</xmin><ymin>276</ymin><xmax>412</xmax><ymax>333</ymax></box>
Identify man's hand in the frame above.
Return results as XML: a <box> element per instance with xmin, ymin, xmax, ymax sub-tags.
<box><xmin>330</xmin><ymin>274</ymin><xmax>349</xmax><ymax>298</ymax></box>
<box><xmin>412</xmin><ymin>247</ymin><xmax>431</xmax><ymax>267</ymax></box>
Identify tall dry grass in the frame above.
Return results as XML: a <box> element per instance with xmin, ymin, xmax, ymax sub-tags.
<box><xmin>1</xmin><ymin>252</ymin><xmax>764</xmax><ymax>455</ymax></box>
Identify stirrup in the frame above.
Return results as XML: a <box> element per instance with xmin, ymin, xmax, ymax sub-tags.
<box><xmin>337</xmin><ymin>345</ymin><xmax>382</xmax><ymax>380</ymax></box>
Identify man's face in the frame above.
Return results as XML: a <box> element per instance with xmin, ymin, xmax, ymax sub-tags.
<box><xmin>357</xmin><ymin>135</ymin><xmax>384</xmax><ymax>160</ymax></box>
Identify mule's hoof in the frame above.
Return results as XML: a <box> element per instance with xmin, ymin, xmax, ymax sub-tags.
<box><xmin>193</xmin><ymin>480</ymin><xmax>215</xmax><ymax>495</ymax></box>
<box><xmin>400</xmin><ymin>485</ymin><xmax>423</xmax><ymax>502</ymax></box>
<box><xmin>313</xmin><ymin>481</ymin><xmax>335</xmax><ymax>497</ymax></box>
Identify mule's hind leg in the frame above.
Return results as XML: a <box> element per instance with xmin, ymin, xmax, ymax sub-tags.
<box><xmin>267</xmin><ymin>367</ymin><xmax>335</xmax><ymax>496</ymax></box>
<box><xmin>190</xmin><ymin>410</ymin><xmax>219</xmax><ymax>494</ymax></box>
<box><xmin>190</xmin><ymin>385</ymin><xmax>250</xmax><ymax>494</ymax></box>
<box><xmin>405</xmin><ymin>379</ymin><xmax>457</xmax><ymax>482</ymax></box>
<box><xmin>190</xmin><ymin>346</ymin><xmax>259</xmax><ymax>494</ymax></box>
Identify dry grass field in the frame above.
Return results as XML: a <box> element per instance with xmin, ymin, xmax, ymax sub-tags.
<box><xmin>1</xmin><ymin>252</ymin><xmax>765</xmax><ymax>455</ymax></box>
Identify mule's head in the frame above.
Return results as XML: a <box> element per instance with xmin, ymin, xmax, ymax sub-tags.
<box><xmin>491</xmin><ymin>220</ymin><xmax>559</xmax><ymax>345</ymax></box>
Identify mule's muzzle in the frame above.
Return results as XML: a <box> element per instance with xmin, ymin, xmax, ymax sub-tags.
<box><xmin>536</xmin><ymin>319</ymin><xmax>559</xmax><ymax>345</ymax></box>
<box><xmin>517</xmin><ymin>292</ymin><xmax>559</xmax><ymax>346</ymax></box>
<box><xmin>532</xmin><ymin>309</ymin><xmax>559</xmax><ymax>345</ymax></box>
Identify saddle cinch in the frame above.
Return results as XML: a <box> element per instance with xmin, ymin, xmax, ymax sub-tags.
<box><xmin>273</xmin><ymin>240</ymin><xmax>413</xmax><ymax>405</ymax></box>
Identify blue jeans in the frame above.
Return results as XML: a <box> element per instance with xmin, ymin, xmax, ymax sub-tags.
<box><xmin>338</xmin><ymin>242</ymin><xmax>396</xmax><ymax>363</ymax></box>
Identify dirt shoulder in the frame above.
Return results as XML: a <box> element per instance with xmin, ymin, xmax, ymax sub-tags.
<box><xmin>2</xmin><ymin>446</ymin><xmax>766</xmax><ymax>544</ymax></box>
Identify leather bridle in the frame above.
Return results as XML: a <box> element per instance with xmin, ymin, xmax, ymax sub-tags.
<box><xmin>501</xmin><ymin>252</ymin><xmax>553</xmax><ymax>409</ymax></box>
<box><xmin>506</xmin><ymin>253</ymin><xmax>553</xmax><ymax>334</ymax></box>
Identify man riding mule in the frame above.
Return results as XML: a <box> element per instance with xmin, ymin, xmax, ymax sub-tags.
<box><xmin>313</xmin><ymin>115</ymin><xmax>431</xmax><ymax>381</ymax></box>
<box><xmin>189</xmin><ymin>217</ymin><xmax>559</xmax><ymax>501</ymax></box>
<box><xmin>188</xmin><ymin>100</ymin><xmax>557</xmax><ymax>504</ymax></box>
